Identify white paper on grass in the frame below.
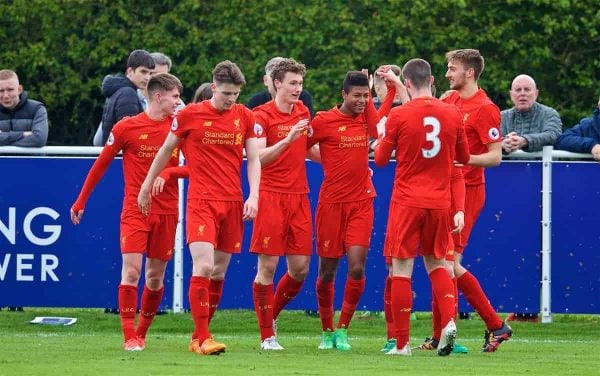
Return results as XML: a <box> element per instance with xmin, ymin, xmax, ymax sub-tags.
<box><xmin>29</xmin><ymin>316</ymin><xmax>77</xmax><ymax>326</ymax></box>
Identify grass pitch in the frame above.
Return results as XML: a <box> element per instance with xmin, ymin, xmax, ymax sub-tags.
<box><xmin>0</xmin><ymin>309</ymin><xmax>597</xmax><ymax>375</ymax></box>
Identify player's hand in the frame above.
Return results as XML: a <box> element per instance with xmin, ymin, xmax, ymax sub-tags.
<box><xmin>70</xmin><ymin>207</ymin><xmax>84</xmax><ymax>225</ymax></box>
<box><xmin>242</xmin><ymin>195</ymin><xmax>258</xmax><ymax>221</ymax></box>
<box><xmin>376</xmin><ymin>116</ymin><xmax>387</xmax><ymax>139</ymax></box>
<box><xmin>592</xmin><ymin>144</ymin><xmax>600</xmax><ymax>161</ymax></box>
<box><xmin>152</xmin><ymin>176</ymin><xmax>167</xmax><ymax>196</ymax></box>
<box><xmin>451</xmin><ymin>211</ymin><xmax>465</xmax><ymax>234</ymax></box>
<box><xmin>285</xmin><ymin>119</ymin><xmax>309</xmax><ymax>143</ymax></box>
<box><xmin>137</xmin><ymin>185</ymin><xmax>152</xmax><ymax>216</ymax></box>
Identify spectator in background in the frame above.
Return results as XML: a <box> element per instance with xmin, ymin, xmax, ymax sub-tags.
<box><xmin>136</xmin><ymin>52</ymin><xmax>174</xmax><ymax>109</ymax></box>
<box><xmin>150</xmin><ymin>52</ymin><xmax>172</xmax><ymax>75</ymax></box>
<box><xmin>0</xmin><ymin>69</ymin><xmax>48</xmax><ymax>147</ymax></box>
<box><xmin>555</xmin><ymin>100</ymin><xmax>600</xmax><ymax>159</ymax></box>
<box><xmin>192</xmin><ymin>83</ymin><xmax>213</xmax><ymax>103</ymax></box>
<box><xmin>372</xmin><ymin>64</ymin><xmax>404</xmax><ymax>110</ymax></box>
<box><xmin>93</xmin><ymin>49</ymin><xmax>155</xmax><ymax>146</ymax></box>
<box><xmin>501</xmin><ymin>74</ymin><xmax>562</xmax><ymax>153</ymax></box>
<box><xmin>247</xmin><ymin>57</ymin><xmax>315</xmax><ymax>117</ymax></box>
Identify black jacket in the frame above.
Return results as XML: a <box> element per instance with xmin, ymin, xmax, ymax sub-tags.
<box><xmin>0</xmin><ymin>91</ymin><xmax>48</xmax><ymax>147</ymax></box>
<box><xmin>99</xmin><ymin>74</ymin><xmax>143</xmax><ymax>144</ymax></box>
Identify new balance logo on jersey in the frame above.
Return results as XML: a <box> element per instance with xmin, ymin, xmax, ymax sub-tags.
<box><xmin>204</xmin><ymin>121</ymin><xmax>212</xmax><ymax>127</ymax></box>
<box><xmin>234</xmin><ymin>242</ymin><xmax>241</xmax><ymax>249</ymax></box>
<box><xmin>338</xmin><ymin>126</ymin><xmax>347</xmax><ymax>132</ymax></box>
<box><xmin>463</xmin><ymin>113</ymin><xmax>470</xmax><ymax>122</ymax></box>
<box><xmin>138</xmin><ymin>133</ymin><xmax>148</xmax><ymax>140</ymax></box>
<box><xmin>198</xmin><ymin>224</ymin><xmax>206</xmax><ymax>235</ymax></box>
<box><xmin>323</xmin><ymin>240</ymin><xmax>330</xmax><ymax>248</ymax></box>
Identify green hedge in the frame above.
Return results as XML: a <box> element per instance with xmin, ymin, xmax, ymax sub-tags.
<box><xmin>1</xmin><ymin>0</ymin><xmax>598</xmax><ymax>145</ymax></box>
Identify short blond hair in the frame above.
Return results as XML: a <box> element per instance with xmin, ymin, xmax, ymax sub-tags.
<box><xmin>445</xmin><ymin>49</ymin><xmax>484</xmax><ymax>80</ymax></box>
<box><xmin>0</xmin><ymin>69</ymin><xmax>18</xmax><ymax>81</ymax></box>
<box><xmin>374</xmin><ymin>65</ymin><xmax>401</xmax><ymax>86</ymax></box>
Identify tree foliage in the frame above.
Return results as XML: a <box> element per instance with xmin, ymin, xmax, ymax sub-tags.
<box><xmin>1</xmin><ymin>0</ymin><xmax>598</xmax><ymax>145</ymax></box>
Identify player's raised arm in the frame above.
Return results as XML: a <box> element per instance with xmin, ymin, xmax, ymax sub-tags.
<box><xmin>138</xmin><ymin>131</ymin><xmax>180</xmax><ymax>215</ymax></box>
<box><xmin>373</xmin><ymin>117</ymin><xmax>396</xmax><ymax>167</ymax></box>
<box><xmin>71</xmin><ymin>139</ymin><xmax>120</xmax><ymax>225</ymax></box>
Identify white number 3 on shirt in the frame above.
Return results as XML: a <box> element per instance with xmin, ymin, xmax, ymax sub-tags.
<box><xmin>422</xmin><ymin>116</ymin><xmax>441</xmax><ymax>158</ymax></box>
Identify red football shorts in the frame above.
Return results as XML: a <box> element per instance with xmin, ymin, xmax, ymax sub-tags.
<box><xmin>445</xmin><ymin>232</ymin><xmax>455</xmax><ymax>262</ymax></box>
<box><xmin>315</xmin><ymin>198</ymin><xmax>374</xmax><ymax>258</ymax></box>
<box><xmin>186</xmin><ymin>199</ymin><xmax>243</xmax><ymax>254</ymax></box>
<box><xmin>120</xmin><ymin>209</ymin><xmax>177</xmax><ymax>261</ymax></box>
<box><xmin>250</xmin><ymin>191</ymin><xmax>313</xmax><ymax>256</ymax></box>
<box><xmin>383</xmin><ymin>202</ymin><xmax>449</xmax><ymax>260</ymax></box>
<box><xmin>452</xmin><ymin>184</ymin><xmax>485</xmax><ymax>254</ymax></box>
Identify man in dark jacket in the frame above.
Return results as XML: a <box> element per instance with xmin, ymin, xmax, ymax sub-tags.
<box><xmin>554</xmin><ymin>103</ymin><xmax>600</xmax><ymax>160</ymax></box>
<box><xmin>0</xmin><ymin>69</ymin><xmax>48</xmax><ymax>147</ymax></box>
<box><xmin>93</xmin><ymin>50</ymin><xmax>155</xmax><ymax>145</ymax></box>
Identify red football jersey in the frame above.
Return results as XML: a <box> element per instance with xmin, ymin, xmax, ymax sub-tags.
<box><xmin>171</xmin><ymin>101</ymin><xmax>260</xmax><ymax>201</ymax></box>
<box><xmin>380</xmin><ymin>97</ymin><xmax>470</xmax><ymax>209</ymax></box>
<box><xmin>442</xmin><ymin>89</ymin><xmax>501</xmax><ymax>186</ymax></box>
<box><xmin>253</xmin><ymin>100</ymin><xmax>311</xmax><ymax>193</ymax></box>
<box><xmin>107</xmin><ymin>112</ymin><xmax>180</xmax><ymax>214</ymax></box>
<box><xmin>310</xmin><ymin>106</ymin><xmax>376</xmax><ymax>203</ymax></box>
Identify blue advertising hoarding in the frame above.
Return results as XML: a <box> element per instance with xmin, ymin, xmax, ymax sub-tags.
<box><xmin>1</xmin><ymin>156</ymin><xmax>598</xmax><ymax>313</ymax></box>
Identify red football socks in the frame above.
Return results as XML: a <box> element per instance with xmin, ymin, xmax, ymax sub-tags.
<box><xmin>253</xmin><ymin>282</ymin><xmax>275</xmax><ymax>340</ymax></box>
<box><xmin>273</xmin><ymin>272</ymin><xmax>304</xmax><ymax>319</ymax></box>
<box><xmin>208</xmin><ymin>279</ymin><xmax>224</xmax><ymax>324</ymax></box>
<box><xmin>136</xmin><ymin>285</ymin><xmax>164</xmax><ymax>339</ymax></box>
<box><xmin>316</xmin><ymin>278</ymin><xmax>334</xmax><ymax>331</ymax></box>
<box><xmin>188</xmin><ymin>276</ymin><xmax>210</xmax><ymax>343</ymax></box>
<box><xmin>457</xmin><ymin>271</ymin><xmax>503</xmax><ymax>330</ymax></box>
<box><xmin>384</xmin><ymin>276</ymin><xmax>395</xmax><ymax>340</ymax></box>
<box><xmin>390</xmin><ymin>276</ymin><xmax>412</xmax><ymax>349</ymax></box>
<box><xmin>337</xmin><ymin>277</ymin><xmax>365</xmax><ymax>329</ymax></box>
<box><xmin>429</xmin><ymin>268</ymin><xmax>455</xmax><ymax>329</ymax></box>
<box><xmin>118</xmin><ymin>284</ymin><xmax>138</xmax><ymax>341</ymax></box>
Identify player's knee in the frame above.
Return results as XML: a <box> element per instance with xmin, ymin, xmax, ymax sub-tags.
<box><xmin>193</xmin><ymin>260</ymin><xmax>213</xmax><ymax>277</ymax></box>
<box><xmin>318</xmin><ymin>269</ymin><xmax>335</xmax><ymax>282</ymax></box>
<box><xmin>122</xmin><ymin>266</ymin><xmax>141</xmax><ymax>285</ymax></box>
<box><xmin>347</xmin><ymin>265</ymin><xmax>365</xmax><ymax>280</ymax></box>
<box><xmin>289</xmin><ymin>264</ymin><xmax>309</xmax><ymax>281</ymax></box>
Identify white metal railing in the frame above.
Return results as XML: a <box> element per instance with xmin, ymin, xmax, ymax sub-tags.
<box><xmin>1</xmin><ymin>145</ymin><xmax>594</xmax><ymax>320</ymax></box>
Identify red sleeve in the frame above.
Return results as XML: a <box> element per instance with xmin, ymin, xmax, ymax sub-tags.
<box><xmin>451</xmin><ymin>166</ymin><xmax>465</xmax><ymax>212</ymax></box>
<box><xmin>307</xmin><ymin>114</ymin><xmax>325</xmax><ymax>148</ymax></box>
<box><xmin>244</xmin><ymin>109</ymin><xmax>263</xmax><ymax>140</ymax></box>
<box><xmin>377</xmin><ymin>85</ymin><xmax>397</xmax><ymax>118</ymax></box>
<box><xmin>71</xmin><ymin>146</ymin><xmax>119</xmax><ymax>212</ymax></box>
<box><xmin>159</xmin><ymin>166</ymin><xmax>189</xmax><ymax>181</ymax></box>
<box><xmin>476</xmin><ymin>103</ymin><xmax>502</xmax><ymax>145</ymax></box>
<box><xmin>455</xmin><ymin>125</ymin><xmax>471</xmax><ymax>165</ymax></box>
<box><xmin>364</xmin><ymin>94</ymin><xmax>379</xmax><ymax>139</ymax></box>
